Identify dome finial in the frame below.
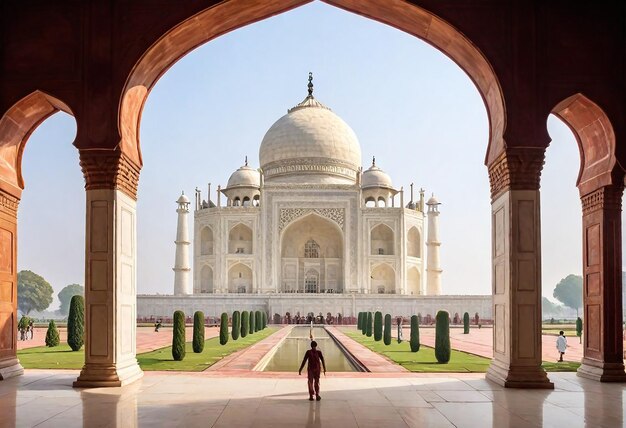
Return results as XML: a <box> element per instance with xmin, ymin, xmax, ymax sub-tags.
<box><xmin>245</xmin><ymin>155</ymin><xmax>248</xmax><ymax>166</ymax></box>
<box><xmin>372</xmin><ymin>156</ymin><xmax>376</xmax><ymax>166</ymax></box>
<box><xmin>308</xmin><ymin>72</ymin><xmax>314</xmax><ymax>97</ymax></box>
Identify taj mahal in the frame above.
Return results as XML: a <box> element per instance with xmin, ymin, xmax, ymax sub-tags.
<box><xmin>137</xmin><ymin>75</ymin><xmax>492</xmax><ymax>320</ymax></box>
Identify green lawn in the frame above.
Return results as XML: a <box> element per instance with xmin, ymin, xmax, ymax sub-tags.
<box><xmin>344</xmin><ymin>329</ymin><xmax>580</xmax><ymax>372</ymax></box>
<box><xmin>17</xmin><ymin>327</ymin><xmax>278</xmax><ymax>371</ymax></box>
<box><xmin>343</xmin><ymin>330</ymin><xmax>491</xmax><ymax>372</ymax></box>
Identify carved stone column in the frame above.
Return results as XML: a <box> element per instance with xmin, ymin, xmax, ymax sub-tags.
<box><xmin>577</xmin><ymin>185</ymin><xmax>626</xmax><ymax>381</ymax></box>
<box><xmin>0</xmin><ymin>190</ymin><xmax>24</xmax><ymax>380</ymax></box>
<box><xmin>74</xmin><ymin>149</ymin><xmax>143</xmax><ymax>387</ymax></box>
<box><xmin>486</xmin><ymin>148</ymin><xmax>553</xmax><ymax>388</ymax></box>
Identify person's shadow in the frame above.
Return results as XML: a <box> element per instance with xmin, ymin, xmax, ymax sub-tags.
<box><xmin>306</xmin><ymin>401</ymin><xmax>322</xmax><ymax>428</ymax></box>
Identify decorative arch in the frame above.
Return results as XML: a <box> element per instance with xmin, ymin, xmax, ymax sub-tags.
<box><xmin>0</xmin><ymin>91</ymin><xmax>74</xmax><ymax>197</ymax></box>
<box><xmin>371</xmin><ymin>223</ymin><xmax>394</xmax><ymax>255</ymax></box>
<box><xmin>200</xmin><ymin>226</ymin><xmax>214</xmax><ymax>255</ymax></box>
<box><xmin>229</xmin><ymin>223</ymin><xmax>253</xmax><ymax>254</ymax></box>
<box><xmin>228</xmin><ymin>263</ymin><xmax>252</xmax><ymax>293</ymax></box>
<box><xmin>119</xmin><ymin>0</ymin><xmax>505</xmax><ymax>171</ymax></box>
<box><xmin>407</xmin><ymin>266</ymin><xmax>421</xmax><ymax>295</ymax></box>
<box><xmin>365</xmin><ymin>196</ymin><xmax>376</xmax><ymax>207</ymax></box>
<box><xmin>200</xmin><ymin>265</ymin><xmax>213</xmax><ymax>293</ymax></box>
<box><xmin>371</xmin><ymin>263</ymin><xmax>395</xmax><ymax>294</ymax></box>
<box><xmin>281</xmin><ymin>212</ymin><xmax>344</xmax><ymax>257</ymax></box>
<box><xmin>377</xmin><ymin>197</ymin><xmax>386</xmax><ymax>207</ymax></box>
<box><xmin>407</xmin><ymin>227</ymin><xmax>421</xmax><ymax>258</ymax></box>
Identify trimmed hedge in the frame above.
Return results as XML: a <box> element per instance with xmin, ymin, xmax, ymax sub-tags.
<box><xmin>383</xmin><ymin>313</ymin><xmax>392</xmax><ymax>345</ymax></box>
<box><xmin>219</xmin><ymin>312</ymin><xmax>229</xmax><ymax>345</ymax></box>
<box><xmin>193</xmin><ymin>311</ymin><xmax>205</xmax><ymax>353</ymax></box>
<box><xmin>262</xmin><ymin>311</ymin><xmax>267</xmax><ymax>329</ymax></box>
<box><xmin>232</xmin><ymin>311</ymin><xmax>241</xmax><ymax>340</ymax></box>
<box><xmin>374</xmin><ymin>311</ymin><xmax>383</xmax><ymax>341</ymax></box>
<box><xmin>45</xmin><ymin>320</ymin><xmax>60</xmax><ymax>347</ymax></box>
<box><xmin>576</xmin><ymin>317</ymin><xmax>583</xmax><ymax>343</ymax></box>
<box><xmin>249</xmin><ymin>309</ymin><xmax>255</xmax><ymax>334</ymax></box>
<box><xmin>463</xmin><ymin>312</ymin><xmax>470</xmax><ymax>334</ymax></box>
<box><xmin>361</xmin><ymin>313</ymin><xmax>367</xmax><ymax>335</ymax></box>
<box><xmin>172</xmin><ymin>310</ymin><xmax>186</xmax><ymax>361</ymax></box>
<box><xmin>435</xmin><ymin>310</ymin><xmax>451</xmax><ymax>363</ymax></box>
<box><xmin>366</xmin><ymin>312</ymin><xmax>373</xmax><ymax>337</ymax></box>
<box><xmin>241</xmin><ymin>311</ymin><xmax>249</xmax><ymax>338</ymax></box>
<box><xmin>357</xmin><ymin>312</ymin><xmax>363</xmax><ymax>330</ymax></box>
<box><xmin>255</xmin><ymin>310</ymin><xmax>263</xmax><ymax>332</ymax></box>
<box><xmin>67</xmin><ymin>295</ymin><xmax>85</xmax><ymax>351</ymax></box>
<box><xmin>410</xmin><ymin>315</ymin><xmax>420</xmax><ymax>352</ymax></box>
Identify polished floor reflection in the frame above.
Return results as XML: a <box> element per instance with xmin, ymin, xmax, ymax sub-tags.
<box><xmin>0</xmin><ymin>370</ymin><xmax>623</xmax><ymax>427</ymax></box>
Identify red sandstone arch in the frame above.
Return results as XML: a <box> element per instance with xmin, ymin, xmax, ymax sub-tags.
<box><xmin>120</xmin><ymin>0</ymin><xmax>505</xmax><ymax>168</ymax></box>
<box><xmin>0</xmin><ymin>91</ymin><xmax>73</xmax><ymax>198</ymax></box>
<box><xmin>551</xmin><ymin>94</ymin><xmax>623</xmax><ymax>196</ymax></box>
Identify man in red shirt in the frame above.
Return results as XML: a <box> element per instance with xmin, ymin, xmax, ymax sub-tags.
<box><xmin>298</xmin><ymin>340</ymin><xmax>327</xmax><ymax>401</ymax></box>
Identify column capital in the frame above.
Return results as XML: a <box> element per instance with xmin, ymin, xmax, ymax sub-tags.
<box><xmin>0</xmin><ymin>190</ymin><xmax>19</xmax><ymax>217</ymax></box>
<box><xmin>581</xmin><ymin>185</ymin><xmax>623</xmax><ymax>216</ymax></box>
<box><xmin>79</xmin><ymin>149</ymin><xmax>141</xmax><ymax>200</ymax></box>
<box><xmin>488</xmin><ymin>147</ymin><xmax>545</xmax><ymax>200</ymax></box>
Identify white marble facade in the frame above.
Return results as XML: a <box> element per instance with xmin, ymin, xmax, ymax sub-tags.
<box><xmin>188</xmin><ymin>76</ymin><xmax>439</xmax><ymax>301</ymax></box>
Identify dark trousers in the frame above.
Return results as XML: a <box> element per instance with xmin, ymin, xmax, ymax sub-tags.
<box><xmin>307</xmin><ymin>372</ymin><xmax>320</xmax><ymax>397</ymax></box>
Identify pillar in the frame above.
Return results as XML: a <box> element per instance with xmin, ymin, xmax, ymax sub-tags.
<box><xmin>486</xmin><ymin>148</ymin><xmax>553</xmax><ymax>388</ymax></box>
<box><xmin>577</xmin><ymin>185</ymin><xmax>626</xmax><ymax>381</ymax></box>
<box><xmin>74</xmin><ymin>150</ymin><xmax>143</xmax><ymax>387</ymax></box>
<box><xmin>0</xmin><ymin>189</ymin><xmax>24</xmax><ymax>380</ymax></box>
<box><xmin>426</xmin><ymin>196</ymin><xmax>442</xmax><ymax>295</ymax></box>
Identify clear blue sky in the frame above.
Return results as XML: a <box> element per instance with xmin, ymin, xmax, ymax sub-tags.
<box><xmin>18</xmin><ymin>2</ymin><xmax>595</xmax><ymax>308</ymax></box>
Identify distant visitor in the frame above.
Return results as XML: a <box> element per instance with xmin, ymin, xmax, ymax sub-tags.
<box><xmin>556</xmin><ymin>330</ymin><xmax>567</xmax><ymax>362</ymax></box>
<box><xmin>299</xmin><ymin>340</ymin><xmax>327</xmax><ymax>401</ymax></box>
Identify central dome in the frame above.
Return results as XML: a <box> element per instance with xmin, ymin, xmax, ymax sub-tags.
<box><xmin>259</xmin><ymin>77</ymin><xmax>361</xmax><ymax>184</ymax></box>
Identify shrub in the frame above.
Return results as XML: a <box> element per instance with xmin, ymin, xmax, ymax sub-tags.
<box><xmin>366</xmin><ymin>312</ymin><xmax>373</xmax><ymax>337</ymax></box>
<box><xmin>357</xmin><ymin>312</ymin><xmax>362</xmax><ymax>330</ymax></box>
<box><xmin>373</xmin><ymin>311</ymin><xmax>383</xmax><ymax>341</ymax></box>
<box><xmin>255</xmin><ymin>310</ymin><xmax>263</xmax><ymax>332</ymax></box>
<box><xmin>219</xmin><ymin>312</ymin><xmax>229</xmax><ymax>345</ymax></box>
<box><xmin>241</xmin><ymin>311</ymin><xmax>249</xmax><ymax>338</ymax></box>
<box><xmin>576</xmin><ymin>317</ymin><xmax>583</xmax><ymax>344</ymax></box>
<box><xmin>410</xmin><ymin>315</ymin><xmax>420</xmax><ymax>352</ymax></box>
<box><xmin>435</xmin><ymin>310</ymin><xmax>451</xmax><ymax>363</ymax></box>
<box><xmin>18</xmin><ymin>315</ymin><xmax>31</xmax><ymax>331</ymax></box>
<box><xmin>361</xmin><ymin>313</ymin><xmax>367</xmax><ymax>335</ymax></box>
<box><xmin>172</xmin><ymin>310</ymin><xmax>186</xmax><ymax>361</ymax></box>
<box><xmin>232</xmin><ymin>311</ymin><xmax>240</xmax><ymax>340</ymax></box>
<box><xmin>193</xmin><ymin>311</ymin><xmax>205</xmax><ymax>353</ymax></box>
<box><xmin>67</xmin><ymin>295</ymin><xmax>85</xmax><ymax>351</ymax></box>
<box><xmin>383</xmin><ymin>314</ymin><xmax>392</xmax><ymax>345</ymax></box>
<box><xmin>463</xmin><ymin>312</ymin><xmax>470</xmax><ymax>334</ymax></box>
<box><xmin>45</xmin><ymin>320</ymin><xmax>60</xmax><ymax>347</ymax></box>
<box><xmin>262</xmin><ymin>311</ymin><xmax>267</xmax><ymax>329</ymax></box>
<box><xmin>249</xmin><ymin>309</ymin><xmax>255</xmax><ymax>334</ymax></box>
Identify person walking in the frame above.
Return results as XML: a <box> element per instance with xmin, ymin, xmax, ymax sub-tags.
<box><xmin>29</xmin><ymin>320</ymin><xmax>34</xmax><ymax>340</ymax></box>
<box><xmin>298</xmin><ymin>340</ymin><xmax>327</xmax><ymax>401</ymax></box>
<box><xmin>556</xmin><ymin>330</ymin><xmax>567</xmax><ymax>362</ymax></box>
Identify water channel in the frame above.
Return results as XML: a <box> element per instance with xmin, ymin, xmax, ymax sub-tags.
<box><xmin>260</xmin><ymin>326</ymin><xmax>361</xmax><ymax>372</ymax></box>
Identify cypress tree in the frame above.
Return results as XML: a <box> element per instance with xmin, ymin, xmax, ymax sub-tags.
<box><xmin>67</xmin><ymin>295</ymin><xmax>85</xmax><ymax>351</ymax></box>
<box><xmin>357</xmin><ymin>312</ymin><xmax>362</xmax><ymax>330</ymax></box>
<box><xmin>241</xmin><ymin>311</ymin><xmax>249</xmax><ymax>338</ymax></box>
<box><xmin>576</xmin><ymin>317</ymin><xmax>583</xmax><ymax>344</ymax></box>
<box><xmin>249</xmin><ymin>309</ymin><xmax>255</xmax><ymax>333</ymax></box>
<box><xmin>232</xmin><ymin>311</ymin><xmax>241</xmax><ymax>340</ymax></box>
<box><xmin>45</xmin><ymin>320</ymin><xmax>60</xmax><ymax>347</ymax></box>
<box><xmin>366</xmin><ymin>312</ymin><xmax>373</xmax><ymax>337</ymax></box>
<box><xmin>410</xmin><ymin>315</ymin><xmax>420</xmax><ymax>352</ymax></box>
<box><xmin>193</xmin><ymin>311</ymin><xmax>205</xmax><ymax>353</ymax></box>
<box><xmin>262</xmin><ymin>311</ymin><xmax>267</xmax><ymax>329</ymax></box>
<box><xmin>219</xmin><ymin>312</ymin><xmax>229</xmax><ymax>345</ymax></box>
<box><xmin>172</xmin><ymin>310</ymin><xmax>186</xmax><ymax>361</ymax></box>
<box><xmin>463</xmin><ymin>312</ymin><xmax>470</xmax><ymax>334</ymax></box>
<box><xmin>383</xmin><ymin>314</ymin><xmax>392</xmax><ymax>345</ymax></box>
<box><xmin>255</xmin><ymin>310</ymin><xmax>263</xmax><ymax>332</ymax></box>
<box><xmin>361</xmin><ymin>313</ymin><xmax>367</xmax><ymax>335</ymax></box>
<box><xmin>435</xmin><ymin>310</ymin><xmax>451</xmax><ymax>363</ymax></box>
<box><xmin>374</xmin><ymin>311</ymin><xmax>383</xmax><ymax>341</ymax></box>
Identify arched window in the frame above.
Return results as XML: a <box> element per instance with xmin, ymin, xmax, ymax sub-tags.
<box><xmin>253</xmin><ymin>195</ymin><xmax>260</xmax><ymax>206</ymax></box>
<box><xmin>365</xmin><ymin>197</ymin><xmax>376</xmax><ymax>207</ymax></box>
<box><xmin>233</xmin><ymin>197</ymin><xmax>241</xmax><ymax>207</ymax></box>
<box><xmin>304</xmin><ymin>239</ymin><xmax>319</xmax><ymax>258</ymax></box>
<box><xmin>242</xmin><ymin>196</ymin><xmax>251</xmax><ymax>207</ymax></box>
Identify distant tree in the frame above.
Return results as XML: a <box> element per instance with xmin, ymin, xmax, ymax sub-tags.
<box><xmin>172</xmin><ymin>310</ymin><xmax>186</xmax><ymax>361</ymax></box>
<box><xmin>576</xmin><ymin>317</ymin><xmax>583</xmax><ymax>344</ymax></box>
<box><xmin>410</xmin><ymin>315</ymin><xmax>420</xmax><ymax>352</ymax></box>
<box><xmin>18</xmin><ymin>315</ymin><xmax>31</xmax><ymax>331</ymax></box>
<box><xmin>57</xmin><ymin>284</ymin><xmax>84</xmax><ymax>316</ymax></box>
<box><xmin>220</xmin><ymin>312</ymin><xmax>229</xmax><ymax>345</ymax></box>
<box><xmin>435</xmin><ymin>310</ymin><xmax>451</xmax><ymax>363</ymax></box>
<box><xmin>255</xmin><ymin>310</ymin><xmax>262</xmax><ymax>332</ymax></box>
<box><xmin>193</xmin><ymin>311</ymin><xmax>205</xmax><ymax>353</ymax></box>
<box><xmin>67</xmin><ymin>295</ymin><xmax>84</xmax><ymax>351</ymax></box>
<box><xmin>45</xmin><ymin>320</ymin><xmax>60</xmax><ymax>347</ymax></box>
<box><xmin>249</xmin><ymin>310</ymin><xmax>255</xmax><ymax>334</ymax></box>
<box><xmin>17</xmin><ymin>270</ymin><xmax>53</xmax><ymax>315</ymax></box>
<box><xmin>232</xmin><ymin>311</ymin><xmax>241</xmax><ymax>340</ymax></box>
<box><xmin>374</xmin><ymin>311</ymin><xmax>383</xmax><ymax>341</ymax></box>
<box><xmin>383</xmin><ymin>314</ymin><xmax>392</xmax><ymax>345</ymax></box>
<box><xmin>463</xmin><ymin>312</ymin><xmax>470</xmax><ymax>334</ymax></box>
<box><xmin>241</xmin><ymin>311</ymin><xmax>249</xmax><ymax>338</ymax></box>
<box><xmin>553</xmin><ymin>274</ymin><xmax>583</xmax><ymax>316</ymax></box>
<box><xmin>366</xmin><ymin>312</ymin><xmax>373</xmax><ymax>337</ymax></box>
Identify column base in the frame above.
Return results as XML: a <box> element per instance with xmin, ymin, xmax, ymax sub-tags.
<box><xmin>486</xmin><ymin>360</ymin><xmax>554</xmax><ymax>389</ymax></box>
<box><xmin>577</xmin><ymin>359</ymin><xmax>626</xmax><ymax>382</ymax></box>
<box><xmin>0</xmin><ymin>358</ymin><xmax>24</xmax><ymax>380</ymax></box>
<box><xmin>74</xmin><ymin>360</ymin><xmax>143</xmax><ymax>388</ymax></box>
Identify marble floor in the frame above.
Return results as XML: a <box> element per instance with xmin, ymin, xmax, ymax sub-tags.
<box><xmin>0</xmin><ymin>370</ymin><xmax>624</xmax><ymax>427</ymax></box>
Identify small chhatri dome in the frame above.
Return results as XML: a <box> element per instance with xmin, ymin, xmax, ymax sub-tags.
<box><xmin>426</xmin><ymin>194</ymin><xmax>440</xmax><ymax>205</ymax></box>
<box><xmin>177</xmin><ymin>192</ymin><xmax>190</xmax><ymax>204</ymax></box>
<box><xmin>361</xmin><ymin>156</ymin><xmax>393</xmax><ymax>189</ymax></box>
<box><xmin>226</xmin><ymin>158</ymin><xmax>261</xmax><ymax>189</ymax></box>
<box><xmin>259</xmin><ymin>73</ymin><xmax>362</xmax><ymax>184</ymax></box>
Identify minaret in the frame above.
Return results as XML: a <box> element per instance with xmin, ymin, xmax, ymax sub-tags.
<box><xmin>173</xmin><ymin>191</ymin><xmax>192</xmax><ymax>296</ymax></box>
<box><xmin>426</xmin><ymin>194</ymin><xmax>442</xmax><ymax>295</ymax></box>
